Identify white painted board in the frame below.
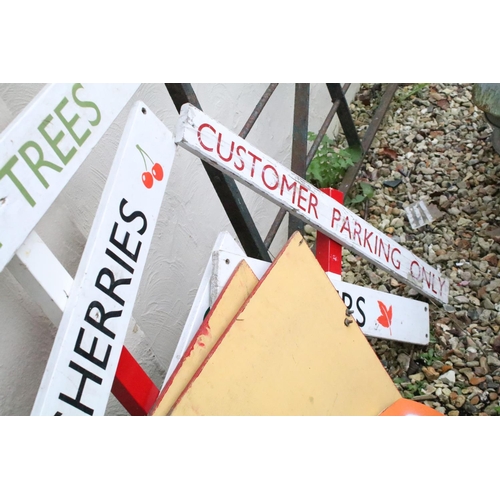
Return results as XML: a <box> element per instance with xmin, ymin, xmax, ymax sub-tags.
<box><xmin>175</xmin><ymin>104</ymin><xmax>449</xmax><ymax>304</ymax></box>
<box><xmin>7</xmin><ymin>231</ymin><xmax>74</xmax><ymax>325</ymax></box>
<box><xmin>0</xmin><ymin>83</ymin><xmax>140</xmax><ymax>272</ymax></box>
<box><xmin>212</xmin><ymin>251</ymin><xmax>429</xmax><ymax>345</ymax></box>
<box><xmin>326</xmin><ymin>274</ymin><xmax>429</xmax><ymax>344</ymax></box>
<box><xmin>31</xmin><ymin>102</ymin><xmax>175</xmax><ymax>416</ymax></box>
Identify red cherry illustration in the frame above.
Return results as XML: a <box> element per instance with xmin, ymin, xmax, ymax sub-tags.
<box><xmin>142</xmin><ymin>171</ymin><xmax>154</xmax><ymax>189</ymax></box>
<box><xmin>137</xmin><ymin>144</ymin><xmax>160</xmax><ymax>188</ymax></box>
<box><xmin>152</xmin><ymin>163</ymin><xmax>164</xmax><ymax>181</ymax></box>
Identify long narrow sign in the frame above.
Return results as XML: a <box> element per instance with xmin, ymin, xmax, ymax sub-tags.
<box><xmin>32</xmin><ymin>102</ymin><xmax>175</xmax><ymax>416</ymax></box>
<box><xmin>212</xmin><ymin>250</ymin><xmax>430</xmax><ymax>345</ymax></box>
<box><xmin>0</xmin><ymin>83</ymin><xmax>140</xmax><ymax>272</ymax></box>
<box><xmin>175</xmin><ymin>104</ymin><xmax>449</xmax><ymax>303</ymax></box>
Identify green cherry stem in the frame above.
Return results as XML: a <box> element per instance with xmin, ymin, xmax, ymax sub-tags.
<box><xmin>136</xmin><ymin>144</ymin><xmax>154</xmax><ymax>171</ymax></box>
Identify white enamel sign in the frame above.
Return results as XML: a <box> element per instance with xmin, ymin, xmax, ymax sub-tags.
<box><xmin>211</xmin><ymin>250</ymin><xmax>429</xmax><ymax>345</ymax></box>
<box><xmin>32</xmin><ymin>102</ymin><xmax>175</xmax><ymax>416</ymax></box>
<box><xmin>175</xmin><ymin>104</ymin><xmax>449</xmax><ymax>304</ymax></box>
<box><xmin>0</xmin><ymin>83</ymin><xmax>141</xmax><ymax>272</ymax></box>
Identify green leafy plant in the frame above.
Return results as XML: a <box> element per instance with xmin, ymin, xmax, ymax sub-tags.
<box><xmin>396</xmin><ymin>83</ymin><xmax>428</xmax><ymax>103</ymax></box>
<box><xmin>418</xmin><ymin>348</ymin><xmax>441</xmax><ymax>367</ymax></box>
<box><xmin>400</xmin><ymin>379</ymin><xmax>427</xmax><ymax>399</ymax></box>
<box><xmin>429</xmin><ymin>329</ymin><xmax>437</xmax><ymax>345</ymax></box>
<box><xmin>494</xmin><ymin>406</ymin><xmax>500</xmax><ymax>416</ymax></box>
<box><xmin>345</xmin><ymin>181</ymin><xmax>375</xmax><ymax>208</ymax></box>
<box><xmin>306</xmin><ymin>132</ymin><xmax>360</xmax><ymax>189</ymax></box>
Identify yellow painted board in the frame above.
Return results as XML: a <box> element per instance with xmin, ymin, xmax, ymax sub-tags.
<box><xmin>150</xmin><ymin>260</ymin><xmax>259</xmax><ymax>416</ymax></box>
<box><xmin>170</xmin><ymin>232</ymin><xmax>401</xmax><ymax>416</ymax></box>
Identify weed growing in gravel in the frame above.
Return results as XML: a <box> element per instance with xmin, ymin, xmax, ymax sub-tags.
<box><xmin>418</xmin><ymin>347</ymin><xmax>441</xmax><ymax>366</ymax></box>
<box><xmin>306</xmin><ymin>132</ymin><xmax>373</xmax><ymax>208</ymax></box>
<box><xmin>395</xmin><ymin>83</ymin><xmax>428</xmax><ymax>103</ymax></box>
<box><xmin>306</xmin><ymin>132</ymin><xmax>358</xmax><ymax>189</ymax></box>
<box><xmin>345</xmin><ymin>181</ymin><xmax>375</xmax><ymax>207</ymax></box>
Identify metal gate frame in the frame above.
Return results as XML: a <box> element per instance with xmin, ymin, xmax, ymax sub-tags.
<box><xmin>165</xmin><ymin>83</ymin><xmax>399</xmax><ymax>260</ymax></box>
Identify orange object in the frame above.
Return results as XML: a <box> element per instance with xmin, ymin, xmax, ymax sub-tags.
<box><xmin>379</xmin><ymin>398</ymin><xmax>444</xmax><ymax>416</ymax></box>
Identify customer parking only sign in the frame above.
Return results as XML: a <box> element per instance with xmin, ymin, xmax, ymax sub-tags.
<box><xmin>175</xmin><ymin>104</ymin><xmax>449</xmax><ymax>304</ymax></box>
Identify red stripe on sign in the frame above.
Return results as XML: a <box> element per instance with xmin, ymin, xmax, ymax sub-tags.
<box><xmin>112</xmin><ymin>347</ymin><xmax>159</xmax><ymax>416</ymax></box>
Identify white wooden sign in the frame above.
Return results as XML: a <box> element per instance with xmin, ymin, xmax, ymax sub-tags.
<box><xmin>212</xmin><ymin>251</ymin><xmax>430</xmax><ymax>345</ymax></box>
<box><xmin>31</xmin><ymin>102</ymin><xmax>175</xmax><ymax>416</ymax></box>
<box><xmin>327</xmin><ymin>274</ymin><xmax>429</xmax><ymax>344</ymax></box>
<box><xmin>0</xmin><ymin>83</ymin><xmax>140</xmax><ymax>272</ymax></box>
<box><xmin>175</xmin><ymin>104</ymin><xmax>449</xmax><ymax>304</ymax></box>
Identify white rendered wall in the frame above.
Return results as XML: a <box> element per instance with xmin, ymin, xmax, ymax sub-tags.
<box><xmin>0</xmin><ymin>83</ymin><xmax>359</xmax><ymax>415</ymax></box>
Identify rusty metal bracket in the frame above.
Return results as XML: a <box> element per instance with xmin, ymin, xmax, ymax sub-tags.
<box><xmin>288</xmin><ymin>84</ymin><xmax>310</xmax><ymax>238</ymax></box>
<box><xmin>166</xmin><ymin>83</ymin><xmax>398</xmax><ymax>255</ymax></box>
<box><xmin>326</xmin><ymin>83</ymin><xmax>362</xmax><ymax>152</ymax></box>
<box><xmin>338</xmin><ymin>83</ymin><xmax>399</xmax><ymax>195</ymax></box>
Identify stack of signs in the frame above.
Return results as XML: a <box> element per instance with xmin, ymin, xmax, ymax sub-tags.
<box><xmin>152</xmin><ymin>232</ymin><xmax>403</xmax><ymax>416</ymax></box>
<box><xmin>211</xmin><ymin>251</ymin><xmax>431</xmax><ymax>345</ymax></box>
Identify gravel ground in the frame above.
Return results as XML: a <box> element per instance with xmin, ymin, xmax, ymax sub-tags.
<box><xmin>308</xmin><ymin>83</ymin><xmax>500</xmax><ymax>416</ymax></box>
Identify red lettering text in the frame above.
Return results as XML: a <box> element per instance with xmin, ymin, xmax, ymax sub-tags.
<box><xmin>353</xmin><ymin>221</ymin><xmax>362</xmax><ymax>246</ymax></box>
<box><xmin>217</xmin><ymin>133</ymin><xmax>234</xmax><ymax>162</ymax></box>
<box><xmin>308</xmin><ymin>193</ymin><xmax>319</xmax><ymax>219</ymax></box>
<box><xmin>197</xmin><ymin>123</ymin><xmax>216</xmax><ymax>152</ymax></box>
<box><xmin>234</xmin><ymin>145</ymin><xmax>246</xmax><ymax>171</ymax></box>
<box><xmin>281</xmin><ymin>176</ymin><xmax>297</xmax><ymax>203</ymax></box>
<box><xmin>378</xmin><ymin>238</ymin><xmax>390</xmax><ymax>263</ymax></box>
<box><xmin>340</xmin><ymin>217</ymin><xmax>352</xmax><ymax>239</ymax></box>
<box><xmin>363</xmin><ymin>228</ymin><xmax>374</xmax><ymax>254</ymax></box>
<box><xmin>262</xmin><ymin>164</ymin><xmax>279</xmax><ymax>190</ymax></box>
<box><xmin>391</xmin><ymin>248</ymin><xmax>401</xmax><ymax>270</ymax></box>
<box><xmin>247</xmin><ymin>150</ymin><xmax>261</xmax><ymax>178</ymax></box>
<box><xmin>331</xmin><ymin>208</ymin><xmax>341</xmax><ymax>228</ymax></box>
<box><xmin>297</xmin><ymin>185</ymin><xmax>308</xmax><ymax>211</ymax></box>
<box><xmin>410</xmin><ymin>260</ymin><xmax>421</xmax><ymax>280</ymax></box>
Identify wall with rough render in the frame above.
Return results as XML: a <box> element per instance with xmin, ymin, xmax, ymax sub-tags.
<box><xmin>0</xmin><ymin>83</ymin><xmax>359</xmax><ymax>415</ymax></box>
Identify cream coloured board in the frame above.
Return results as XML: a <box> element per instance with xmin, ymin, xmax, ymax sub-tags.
<box><xmin>170</xmin><ymin>232</ymin><xmax>401</xmax><ymax>416</ymax></box>
<box><xmin>151</xmin><ymin>261</ymin><xmax>258</xmax><ymax>415</ymax></box>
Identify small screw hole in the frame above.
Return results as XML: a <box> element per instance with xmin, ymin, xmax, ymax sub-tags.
<box><xmin>141</xmin><ymin>107</ymin><xmax>147</xmax><ymax>114</ymax></box>
<box><xmin>225</xmin><ymin>259</ymin><xmax>230</xmax><ymax>264</ymax></box>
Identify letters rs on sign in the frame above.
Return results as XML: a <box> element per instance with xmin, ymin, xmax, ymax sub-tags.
<box><xmin>0</xmin><ymin>83</ymin><xmax>140</xmax><ymax>272</ymax></box>
<box><xmin>31</xmin><ymin>102</ymin><xmax>176</xmax><ymax>416</ymax></box>
<box><xmin>175</xmin><ymin>104</ymin><xmax>449</xmax><ymax>304</ymax></box>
